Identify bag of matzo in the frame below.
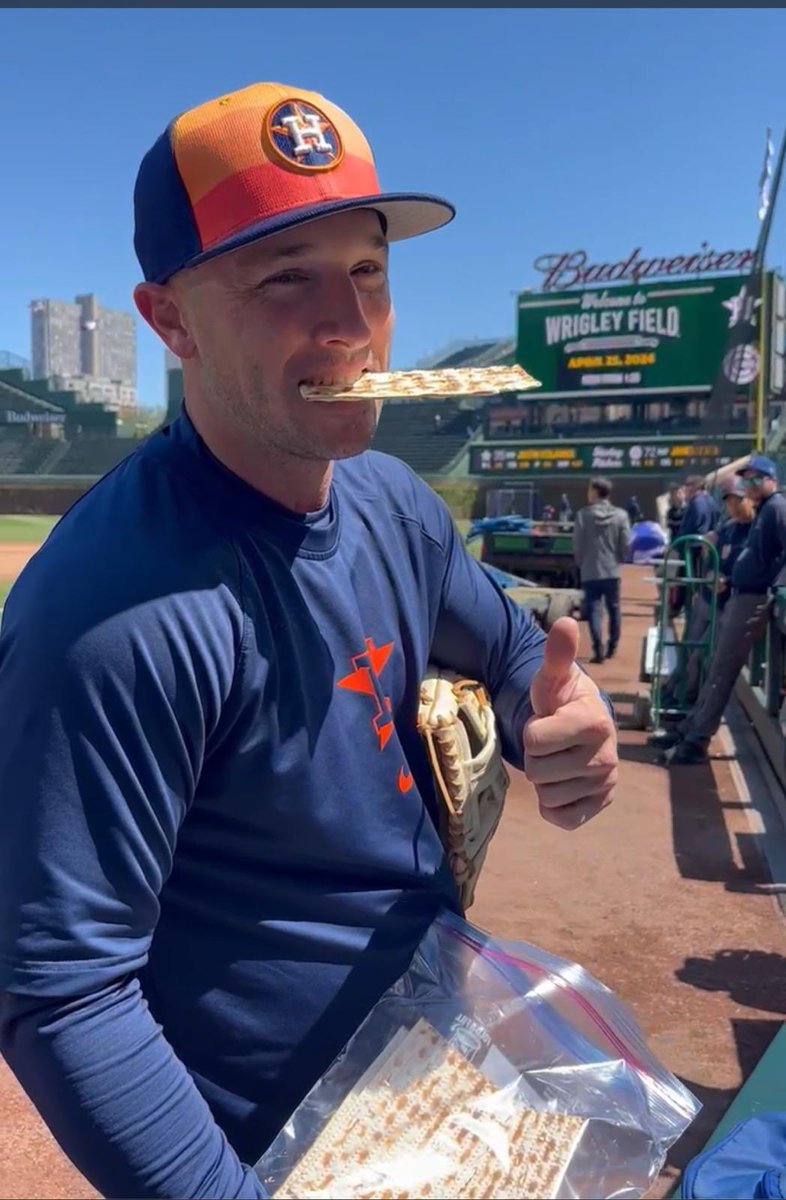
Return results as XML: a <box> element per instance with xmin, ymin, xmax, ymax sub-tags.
<box><xmin>254</xmin><ymin>910</ymin><xmax>699</xmax><ymax>1199</ymax></box>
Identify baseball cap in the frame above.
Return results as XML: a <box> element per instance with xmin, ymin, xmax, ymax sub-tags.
<box><xmin>721</xmin><ymin>478</ymin><xmax>747</xmax><ymax>498</ymax></box>
<box><xmin>134</xmin><ymin>82</ymin><xmax>456</xmax><ymax>284</ymax></box>
<box><xmin>736</xmin><ymin>453</ymin><xmax>777</xmax><ymax>479</ymax></box>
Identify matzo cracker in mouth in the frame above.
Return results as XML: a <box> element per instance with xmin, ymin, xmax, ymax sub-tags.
<box><xmin>299</xmin><ymin>364</ymin><xmax>540</xmax><ymax>402</ymax></box>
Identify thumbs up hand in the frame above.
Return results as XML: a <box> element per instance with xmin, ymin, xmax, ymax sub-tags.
<box><xmin>524</xmin><ymin>618</ymin><xmax>618</xmax><ymax>831</ymax></box>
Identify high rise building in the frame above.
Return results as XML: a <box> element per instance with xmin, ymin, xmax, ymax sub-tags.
<box><xmin>30</xmin><ymin>299</ymin><xmax>82</xmax><ymax>379</ymax></box>
<box><xmin>30</xmin><ymin>293</ymin><xmax>137</xmax><ymax>412</ymax></box>
<box><xmin>75</xmin><ymin>293</ymin><xmax>136</xmax><ymax>386</ymax></box>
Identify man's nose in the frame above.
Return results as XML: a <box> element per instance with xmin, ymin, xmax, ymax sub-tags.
<box><xmin>311</xmin><ymin>275</ymin><xmax>373</xmax><ymax>351</ymax></box>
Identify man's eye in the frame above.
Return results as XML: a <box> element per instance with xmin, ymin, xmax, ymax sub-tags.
<box><xmin>352</xmin><ymin>263</ymin><xmax>388</xmax><ymax>285</ymax></box>
<box><xmin>260</xmin><ymin>271</ymin><xmax>307</xmax><ymax>286</ymax></box>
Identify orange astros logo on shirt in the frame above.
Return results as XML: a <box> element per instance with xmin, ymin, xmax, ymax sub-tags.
<box><xmin>337</xmin><ymin>637</ymin><xmax>395</xmax><ymax>750</ymax></box>
<box><xmin>337</xmin><ymin>637</ymin><xmax>416</xmax><ymax>794</ymax></box>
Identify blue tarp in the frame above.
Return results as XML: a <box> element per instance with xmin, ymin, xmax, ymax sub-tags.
<box><xmin>629</xmin><ymin>520</ymin><xmax>667</xmax><ymax>564</ymax></box>
<box><xmin>465</xmin><ymin>516</ymin><xmax>533</xmax><ymax>543</ymax></box>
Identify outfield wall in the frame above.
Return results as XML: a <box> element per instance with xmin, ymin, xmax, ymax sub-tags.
<box><xmin>0</xmin><ymin>474</ymin><xmax>682</xmax><ymax>522</ymax></box>
<box><xmin>0</xmin><ymin>477</ymin><xmax>97</xmax><ymax>514</ymax></box>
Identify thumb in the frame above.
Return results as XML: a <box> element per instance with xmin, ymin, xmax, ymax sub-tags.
<box><xmin>531</xmin><ymin>617</ymin><xmax>581</xmax><ymax>717</ymax></box>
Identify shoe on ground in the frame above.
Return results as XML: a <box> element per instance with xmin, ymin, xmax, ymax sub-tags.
<box><xmin>665</xmin><ymin>740</ymin><xmax>709</xmax><ymax>766</ymax></box>
<box><xmin>606</xmin><ymin>643</ymin><xmax>617</xmax><ymax>659</ymax></box>
<box><xmin>651</xmin><ymin>729</ymin><xmax>683</xmax><ymax>751</ymax></box>
<box><xmin>589</xmin><ymin>653</ymin><xmax>605</xmax><ymax>664</ymax></box>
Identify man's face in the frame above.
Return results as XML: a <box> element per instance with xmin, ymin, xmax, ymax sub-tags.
<box><xmin>165</xmin><ymin>209</ymin><xmax>393</xmax><ymax>464</ymax></box>
<box><xmin>740</xmin><ymin>470</ymin><xmax>776</xmax><ymax>504</ymax></box>
<box><xmin>672</xmin><ymin>486</ymin><xmax>685</xmax><ymax>505</ymax></box>
<box><xmin>685</xmin><ymin>480</ymin><xmax>698</xmax><ymax>501</ymax></box>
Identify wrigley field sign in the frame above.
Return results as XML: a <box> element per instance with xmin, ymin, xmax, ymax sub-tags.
<box><xmin>516</xmin><ymin>273</ymin><xmax>770</xmax><ymax>399</ymax></box>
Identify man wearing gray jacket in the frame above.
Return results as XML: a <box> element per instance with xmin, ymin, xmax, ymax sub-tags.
<box><xmin>574</xmin><ymin>477</ymin><xmax>631</xmax><ymax>663</ymax></box>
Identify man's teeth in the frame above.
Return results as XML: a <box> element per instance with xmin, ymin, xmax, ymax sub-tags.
<box><xmin>303</xmin><ymin>380</ymin><xmax>358</xmax><ymax>388</ymax></box>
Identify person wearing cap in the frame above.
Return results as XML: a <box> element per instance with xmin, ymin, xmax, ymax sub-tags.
<box><xmin>0</xmin><ymin>83</ymin><xmax>617</xmax><ymax>1199</ymax></box>
<box><xmin>665</xmin><ymin>454</ymin><xmax>785</xmax><ymax>765</ymax></box>
<box><xmin>659</xmin><ymin>478</ymin><xmax>753</xmax><ymax>711</ymax></box>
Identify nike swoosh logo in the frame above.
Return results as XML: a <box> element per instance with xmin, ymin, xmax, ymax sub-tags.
<box><xmin>397</xmin><ymin>766</ymin><xmax>414</xmax><ymax>794</ymax></box>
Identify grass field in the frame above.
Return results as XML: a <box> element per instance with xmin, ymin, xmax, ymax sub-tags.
<box><xmin>0</xmin><ymin>515</ymin><xmax>59</xmax><ymax>543</ymax></box>
<box><xmin>0</xmin><ymin>515</ymin><xmax>59</xmax><ymax>610</ymax></box>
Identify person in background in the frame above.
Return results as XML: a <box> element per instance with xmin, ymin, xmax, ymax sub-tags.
<box><xmin>574</xmin><ymin>477</ymin><xmax>631</xmax><ymax>664</ymax></box>
<box><xmin>665</xmin><ymin>455</ymin><xmax>786</xmax><ymax>765</ymax></box>
<box><xmin>668</xmin><ymin>475</ymin><xmax>719</xmax><ymax>618</ymax></box>
<box><xmin>659</xmin><ymin>478</ymin><xmax>753</xmax><ymax>712</ymax></box>
<box><xmin>626</xmin><ymin>494</ymin><xmax>643</xmax><ymax>524</ymax></box>
<box><xmin>666</xmin><ymin>484</ymin><xmax>686</xmax><ymax>542</ymax></box>
<box><xmin>678</xmin><ymin>475</ymin><xmax>717</xmax><ymax>539</ymax></box>
<box><xmin>559</xmin><ymin>493</ymin><xmax>573</xmax><ymax>524</ymax></box>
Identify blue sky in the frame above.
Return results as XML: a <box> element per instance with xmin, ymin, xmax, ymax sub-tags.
<box><xmin>2</xmin><ymin>7</ymin><xmax>786</xmax><ymax>411</ymax></box>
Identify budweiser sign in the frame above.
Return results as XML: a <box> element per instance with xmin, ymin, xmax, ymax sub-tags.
<box><xmin>534</xmin><ymin>243</ymin><xmax>756</xmax><ymax>292</ymax></box>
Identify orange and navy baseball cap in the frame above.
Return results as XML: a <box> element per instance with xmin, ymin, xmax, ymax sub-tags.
<box><xmin>134</xmin><ymin>81</ymin><xmax>455</xmax><ymax>283</ymax></box>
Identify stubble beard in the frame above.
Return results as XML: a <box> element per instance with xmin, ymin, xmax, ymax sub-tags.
<box><xmin>204</xmin><ymin>363</ymin><xmax>380</xmax><ymax>465</ymax></box>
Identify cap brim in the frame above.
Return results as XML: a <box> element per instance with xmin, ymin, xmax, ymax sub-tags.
<box><xmin>736</xmin><ymin>463</ymin><xmax>775</xmax><ymax>477</ymax></box>
<box><xmin>171</xmin><ymin>192</ymin><xmax>455</xmax><ymax>281</ymax></box>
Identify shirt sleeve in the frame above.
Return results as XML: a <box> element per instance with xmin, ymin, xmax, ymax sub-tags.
<box><xmin>758</xmin><ymin>500</ymin><xmax>786</xmax><ymax>586</ymax></box>
<box><xmin>679</xmin><ymin>498</ymin><xmax>699</xmax><ymax>537</ymax></box>
<box><xmin>0</xmin><ymin>564</ymin><xmax>267</xmax><ymax>1200</ymax></box>
<box><xmin>421</xmin><ymin>493</ymin><xmax>548</xmax><ymax>772</ymax></box>
<box><xmin>617</xmin><ymin>514</ymin><xmax>631</xmax><ymax>563</ymax></box>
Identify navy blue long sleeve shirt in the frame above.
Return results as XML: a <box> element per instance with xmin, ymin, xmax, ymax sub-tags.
<box><xmin>732</xmin><ymin>490</ymin><xmax>786</xmax><ymax>593</ymax></box>
<box><xmin>678</xmin><ymin>491</ymin><xmax>717</xmax><ymax>538</ymax></box>
<box><xmin>0</xmin><ymin>411</ymin><xmax>548</xmax><ymax>1199</ymax></box>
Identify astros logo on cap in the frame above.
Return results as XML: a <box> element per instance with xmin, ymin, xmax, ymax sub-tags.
<box><xmin>264</xmin><ymin>99</ymin><xmax>344</xmax><ymax>173</ymax></box>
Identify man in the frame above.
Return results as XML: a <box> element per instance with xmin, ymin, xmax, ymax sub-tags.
<box><xmin>666</xmin><ymin>454</ymin><xmax>786</xmax><ymax>765</ymax></box>
<box><xmin>573</xmin><ymin>477</ymin><xmax>631</xmax><ymax>664</ymax></box>
<box><xmin>666</xmin><ymin>483</ymin><xmax>686</xmax><ymax>542</ymax></box>
<box><xmin>660</xmin><ymin>478</ymin><xmax>753</xmax><ymax>711</ymax></box>
<box><xmin>0</xmin><ymin>83</ymin><xmax>617</xmax><ymax>1200</ymax></box>
<box><xmin>678</xmin><ymin>475</ymin><xmax>718</xmax><ymax>539</ymax></box>
<box><xmin>559</xmin><ymin>492</ymin><xmax>573</xmax><ymax>524</ymax></box>
<box><xmin>669</xmin><ymin>474</ymin><xmax>719</xmax><ymax>618</ymax></box>
<box><xmin>626</xmin><ymin>494</ymin><xmax>643</xmax><ymax>524</ymax></box>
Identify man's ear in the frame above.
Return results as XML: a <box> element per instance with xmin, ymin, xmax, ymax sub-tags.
<box><xmin>134</xmin><ymin>282</ymin><xmax>197</xmax><ymax>360</ymax></box>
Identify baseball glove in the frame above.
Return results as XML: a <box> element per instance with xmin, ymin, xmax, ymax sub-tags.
<box><xmin>417</xmin><ymin>667</ymin><xmax>510</xmax><ymax>910</ymax></box>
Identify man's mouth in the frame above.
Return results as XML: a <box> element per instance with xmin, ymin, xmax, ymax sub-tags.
<box><xmin>299</xmin><ymin>370</ymin><xmax>369</xmax><ymax>400</ymax></box>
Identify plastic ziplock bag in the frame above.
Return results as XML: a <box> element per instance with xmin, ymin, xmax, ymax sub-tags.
<box><xmin>254</xmin><ymin>908</ymin><xmax>700</xmax><ymax>1199</ymax></box>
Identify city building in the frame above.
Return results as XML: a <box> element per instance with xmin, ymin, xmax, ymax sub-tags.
<box><xmin>75</xmin><ymin>293</ymin><xmax>136</xmax><ymax>386</ymax></box>
<box><xmin>50</xmin><ymin>375</ymin><xmax>137</xmax><ymax>414</ymax></box>
<box><xmin>30</xmin><ymin>293</ymin><xmax>137</xmax><ymax>413</ymax></box>
<box><xmin>30</xmin><ymin>299</ymin><xmax>82</xmax><ymax>380</ymax></box>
